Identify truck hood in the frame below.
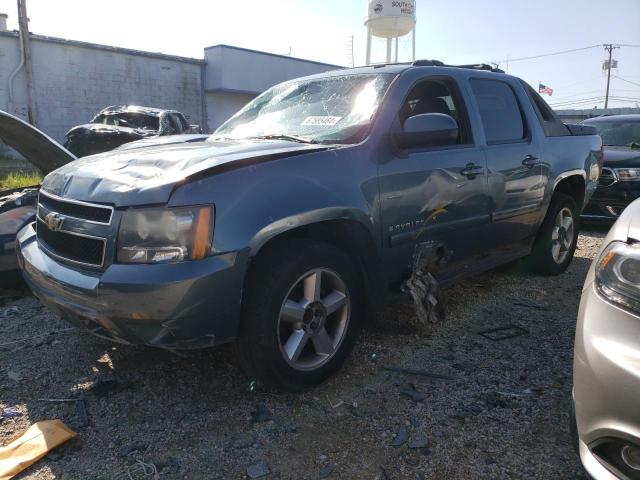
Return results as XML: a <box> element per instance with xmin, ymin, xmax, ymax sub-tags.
<box><xmin>41</xmin><ymin>139</ymin><xmax>332</xmax><ymax>207</ymax></box>
<box><xmin>603</xmin><ymin>146</ymin><xmax>640</xmax><ymax>166</ymax></box>
<box><xmin>115</xmin><ymin>134</ymin><xmax>210</xmax><ymax>151</ymax></box>
<box><xmin>0</xmin><ymin>110</ymin><xmax>76</xmax><ymax>174</ymax></box>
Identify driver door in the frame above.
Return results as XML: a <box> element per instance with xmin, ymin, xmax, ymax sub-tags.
<box><xmin>378</xmin><ymin>76</ymin><xmax>491</xmax><ymax>282</ymax></box>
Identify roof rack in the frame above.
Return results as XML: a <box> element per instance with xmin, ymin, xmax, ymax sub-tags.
<box><xmin>412</xmin><ymin>59</ymin><xmax>505</xmax><ymax>73</ymax></box>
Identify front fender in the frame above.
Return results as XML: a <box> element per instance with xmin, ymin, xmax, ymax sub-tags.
<box><xmin>248</xmin><ymin>206</ymin><xmax>376</xmax><ymax>256</ymax></box>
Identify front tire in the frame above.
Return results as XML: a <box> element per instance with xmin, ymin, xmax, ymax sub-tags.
<box><xmin>237</xmin><ymin>239</ymin><xmax>363</xmax><ymax>391</ymax></box>
<box><xmin>528</xmin><ymin>193</ymin><xmax>579</xmax><ymax>276</ymax></box>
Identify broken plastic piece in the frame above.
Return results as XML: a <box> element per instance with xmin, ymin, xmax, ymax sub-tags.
<box><xmin>401</xmin><ymin>241</ymin><xmax>448</xmax><ymax>326</ymax></box>
<box><xmin>0</xmin><ymin>420</ymin><xmax>76</xmax><ymax>480</ymax></box>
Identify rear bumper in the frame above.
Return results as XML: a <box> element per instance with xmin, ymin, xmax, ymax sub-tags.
<box><xmin>17</xmin><ymin>223</ymin><xmax>248</xmax><ymax>350</ymax></box>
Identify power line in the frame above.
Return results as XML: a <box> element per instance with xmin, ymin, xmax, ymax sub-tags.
<box><xmin>614</xmin><ymin>76</ymin><xmax>640</xmax><ymax>88</ymax></box>
<box><xmin>494</xmin><ymin>44</ymin><xmax>601</xmax><ymax>64</ymax></box>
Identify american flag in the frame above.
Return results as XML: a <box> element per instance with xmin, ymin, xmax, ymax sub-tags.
<box><xmin>539</xmin><ymin>83</ymin><xmax>554</xmax><ymax>96</ymax></box>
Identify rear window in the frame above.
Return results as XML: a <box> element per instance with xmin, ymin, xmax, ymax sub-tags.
<box><xmin>470</xmin><ymin>79</ymin><xmax>526</xmax><ymax>144</ymax></box>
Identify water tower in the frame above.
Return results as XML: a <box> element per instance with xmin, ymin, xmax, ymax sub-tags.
<box><xmin>365</xmin><ymin>0</ymin><xmax>416</xmax><ymax>65</ymax></box>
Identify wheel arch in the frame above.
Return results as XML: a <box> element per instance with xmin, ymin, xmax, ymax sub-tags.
<box><xmin>246</xmin><ymin>212</ymin><xmax>387</xmax><ymax>315</ymax></box>
<box><xmin>553</xmin><ymin>172</ymin><xmax>586</xmax><ymax>212</ymax></box>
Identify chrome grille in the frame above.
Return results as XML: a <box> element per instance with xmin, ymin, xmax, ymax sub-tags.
<box><xmin>38</xmin><ymin>190</ymin><xmax>113</xmax><ymax>224</ymax></box>
<box><xmin>36</xmin><ymin>191</ymin><xmax>111</xmax><ymax>268</ymax></box>
<box><xmin>598</xmin><ymin>167</ymin><xmax>617</xmax><ymax>188</ymax></box>
<box><xmin>36</xmin><ymin>219</ymin><xmax>106</xmax><ymax>267</ymax></box>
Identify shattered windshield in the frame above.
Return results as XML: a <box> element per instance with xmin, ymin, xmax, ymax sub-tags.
<box><xmin>93</xmin><ymin>113</ymin><xmax>160</xmax><ymax>131</ymax></box>
<box><xmin>212</xmin><ymin>73</ymin><xmax>396</xmax><ymax>144</ymax></box>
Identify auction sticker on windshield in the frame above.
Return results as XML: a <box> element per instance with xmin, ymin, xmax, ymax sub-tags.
<box><xmin>302</xmin><ymin>116</ymin><xmax>342</xmax><ymax>126</ymax></box>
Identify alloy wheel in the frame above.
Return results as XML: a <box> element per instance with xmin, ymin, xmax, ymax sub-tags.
<box><xmin>277</xmin><ymin>268</ymin><xmax>350</xmax><ymax>371</ymax></box>
<box><xmin>551</xmin><ymin>207</ymin><xmax>575</xmax><ymax>264</ymax></box>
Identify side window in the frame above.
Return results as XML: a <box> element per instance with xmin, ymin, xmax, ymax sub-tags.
<box><xmin>521</xmin><ymin>82</ymin><xmax>570</xmax><ymax>137</ymax></box>
<box><xmin>176</xmin><ymin>114</ymin><xmax>189</xmax><ymax>131</ymax></box>
<box><xmin>470</xmin><ymin>79</ymin><xmax>526</xmax><ymax>144</ymax></box>
<box><xmin>168</xmin><ymin>114</ymin><xmax>183</xmax><ymax>134</ymax></box>
<box><xmin>399</xmin><ymin>77</ymin><xmax>473</xmax><ymax>145</ymax></box>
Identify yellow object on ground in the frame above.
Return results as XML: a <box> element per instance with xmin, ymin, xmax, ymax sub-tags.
<box><xmin>0</xmin><ymin>420</ymin><xmax>76</xmax><ymax>480</ymax></box>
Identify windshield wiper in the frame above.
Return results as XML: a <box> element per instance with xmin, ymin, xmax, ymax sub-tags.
<box><xmin>251</xmin><ymin>134</ymin><xmax>318</xmax><ymax>144</ymax></box>
<box><xmin>627</xmin><ymin>142</ymin><xmax>640</xmax><ymax>149</ymax></box>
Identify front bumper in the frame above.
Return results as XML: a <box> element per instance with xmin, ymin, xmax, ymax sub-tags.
<box><xmin>574</xmin><ymin>281</ymin><xmax>640</xmax><ymax>479</ymax></box>
<box><xmin>582</xmin><ymin>184</ymin><xmax>640</xmax><ymax>222</ymax></box>
<box><xmin>17</xmin><ymin>223</ymin><xmax>248</xmax><ymax>349</ymax></box>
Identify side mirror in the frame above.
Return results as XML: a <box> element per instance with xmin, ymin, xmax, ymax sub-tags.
<box><xmin>394</xmin><ymin>113</ymin><xmax>459</xmax><ymax>149</ymax></box>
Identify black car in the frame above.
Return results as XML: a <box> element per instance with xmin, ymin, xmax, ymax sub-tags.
<box><xmin>582</xmin><ymin>114</ymin><xmax>640</xmax><ymax>222</ymax></box>
<box><xmin>63</xmin><ymin>105</ymin><xmax>201</xmax><ymax>157</ymax></box>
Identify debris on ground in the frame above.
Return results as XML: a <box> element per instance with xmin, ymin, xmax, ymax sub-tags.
<box><xmin>2</xmin><ymin>306</ymin><xmax>20</xmax><ymax>318</ymax></box>
<box><xmin>399</xmin><ymin>384</ymin><xmax>426</xmax><ymax>403</ymax></box>
<box><xmin>383</xmin><ymin>365</ymin><xmax>452</xmax><ymax>380</ymax></box>
<box><xmin>512</xmin><ymin>300</ymin><xmax>549</xmax><ymax>311</ymax></box>
<box><xmin>251</xmin><ymin>402</ymin><xmax>273</xmax><ymax>424</ymax></box>
<box><xmin>408</xmin><ymin>435</ymin><xmax>429</xmax><ymax>449</ymax></box>
<box><xmin>246</xmin><ymin>461</ymin><xmax>270</xmax><ymax>479</ymax></box>
<box><xmin>38</xmin><ymin>394</ymin><xmax>89</xmax><ymax>428</ymax></box>
<box><xmin>115</xmin><ymin>455</ymin><xmax>159</xmax><ymax>480</ymax></box>
<box><xmin>401</xmin><ymin>241</ymin><xmax>448</xmax><ymax>326</ymax></box>
<box><xmin>319</xmin><ymin>464</ymin><xmax>334</xmax><ymax>479</ymax></box>
<box><xmin>6</xmin><ymin>370</ymin><xmax>23</xmax><ymax>382</ymax></box>
<box><xmin>88</xmin><ymin>378</ymin><xmax>128</xmax><ymax>396</ymax></box>
<box><xmin>0</xmin><ymin>407</ymin><xmax>22</xmax><ymax>421</ymax></box>
<box><xmin>391</xmin><ymin>426</ymin><xmax>408</xmax><ymax>447</ymax></box>
<box><xmin>478</xmin><ymin>325</ymin><xmax>529</xmax><ymax>341</ymax></box>
<box><xmin>0</xmin><ymin>420</ymin><xmax>76</xmax><ymax>479</ymax></box>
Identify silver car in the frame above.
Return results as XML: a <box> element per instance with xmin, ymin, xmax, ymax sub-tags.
<box><xmin>574</xmin><ymin>197</ymin><xmax>640</xmax><ymax>479</ymax></box>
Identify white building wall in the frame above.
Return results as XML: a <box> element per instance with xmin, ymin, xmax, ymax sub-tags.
<box><xmin>206</xmin><ymin>91</ymin><xmax>255</xmax><ymax>132</ymax></box>
<box><xmin>203</xmin><ymin>45</ymin><xmax>341</xmax><ymax>130</ymax></box>
<box><xmin>0</xmin><ymin>32</ymin><xmax>204</xmax><ymax>142</ymax></box>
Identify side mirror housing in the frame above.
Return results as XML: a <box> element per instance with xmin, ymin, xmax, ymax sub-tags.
<box><xmin>394</xmin><ymin>113</ymin><xmax>459</xmax><ymax>149</ymax></box>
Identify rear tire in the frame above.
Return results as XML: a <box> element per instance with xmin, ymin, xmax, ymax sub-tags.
<box><xmin>528</xmin><ymin>193</ymin><xmax>579</xmax><ymax>276</ymax></box>
<box><xmin>237</xmin><ymin>239</ymin><xmax>363</xmax><ymax>391</ymax></box>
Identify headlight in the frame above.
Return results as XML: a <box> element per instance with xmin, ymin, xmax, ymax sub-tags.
<box><xmin>117</xmin><ymin>205</ymin><xmax>213</xmax><ymax>264</ymax></box>
<box><xmin>595</xmin><ymin>241</ymin><xmax>640</xmax><ymax>312</ymax></box>
<box><xmin>615</xmin><ymin>167</ymin><xmax>640</xmax><ymax>181</ymax></box>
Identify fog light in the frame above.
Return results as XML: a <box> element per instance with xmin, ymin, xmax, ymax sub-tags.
<box><xmin>622</xmin><ymin>445</ymin><xmax>640</xmax><ymax>470</ymax></box>
<box><xmin>592</xmin><ymin>438</ymin><xmax>640</xmax><ymax>479</ymax></box>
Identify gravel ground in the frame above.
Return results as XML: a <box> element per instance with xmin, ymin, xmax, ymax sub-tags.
<box><xmin>0</xmin><ymin>229</ymin><xmax>607</xmax><ymax>480</ymax></box>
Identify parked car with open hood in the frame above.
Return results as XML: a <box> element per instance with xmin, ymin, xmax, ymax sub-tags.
<box><xmin>573</xmin><ymin>197</ymin><xmax>640</xmax><ymax>479</ymax></box>
<box><xmin>0</xmin><ymin>110</ymin><xmax>75</xmax><ymax>282</ymax></box>
<box><xmin>63</xmin><ymin>105</ymin><xmax>201</xmax><ymax>157</ymax></box>
<box><xmin>15</xmin><ymin>62</ymin><xmax>602</xmax><ymax>390</ymax></box>
<box><xmin>581</xmin><ymin>114</ymin><xmax>640</xmax><ymax>222</ymax></box>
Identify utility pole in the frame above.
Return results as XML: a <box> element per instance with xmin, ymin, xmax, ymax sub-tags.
<box><xmin>603</xmin><ymin>43</ymin><xmax>619</xmax><ymax>109</ymax></box>
<box><xmin>17</xmin><ymin>0</ymin><xmax>36</xmax><ymax>125</ymax></box>
<box><xmin>346</xmin><ymin>35</ymin><xmax>354</xmax><ymax>68</ymax></box>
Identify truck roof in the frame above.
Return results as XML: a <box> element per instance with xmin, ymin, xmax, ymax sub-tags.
<box><xmin>296</xmin><ymin>60</ymin><xmax>511</xmax><ymax>83</ymax></box>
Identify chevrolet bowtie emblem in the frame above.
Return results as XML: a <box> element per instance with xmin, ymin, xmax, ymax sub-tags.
<box><xmin>44</xmin><ymin>212</ymin><xmax>65</xmax><ymax>231</ymax></box>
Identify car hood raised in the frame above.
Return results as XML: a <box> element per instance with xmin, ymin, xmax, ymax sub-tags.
<box><xmin>0</xmin><ymin>110</ymin><xmax>76</xmax><ymax>174</ymax></box>
<box><xmin>603</xmin><ymin>146</ymin><xmax>640</xmax><ymax>166</ymax></box>
<box><xmin>41</xmin><ymin>139</ymin><xmax>332</xmax><ymax>207</ymax></box>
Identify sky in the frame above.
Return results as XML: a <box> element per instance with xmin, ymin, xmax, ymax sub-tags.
<box><xmin>1</xmin><ymin>0</ymin><xmax>639</xmax><ymax>109</ymax></box>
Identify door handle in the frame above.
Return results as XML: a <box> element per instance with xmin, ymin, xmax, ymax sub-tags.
<box><xmin>460</xmin><ymin>163</ymin><xmax>484</xmax><ymax>179</ymax></box>
<box><xmin>522</xmin><ymin>155</ymin><xmax>540</xmax><ymax>168</ymax></box>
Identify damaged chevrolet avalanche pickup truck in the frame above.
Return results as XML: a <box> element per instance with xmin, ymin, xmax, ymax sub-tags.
<box><xmin>15</xmin><ymin>62</ymin><xmax>602</xmax><ymax>390</ymax></box>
